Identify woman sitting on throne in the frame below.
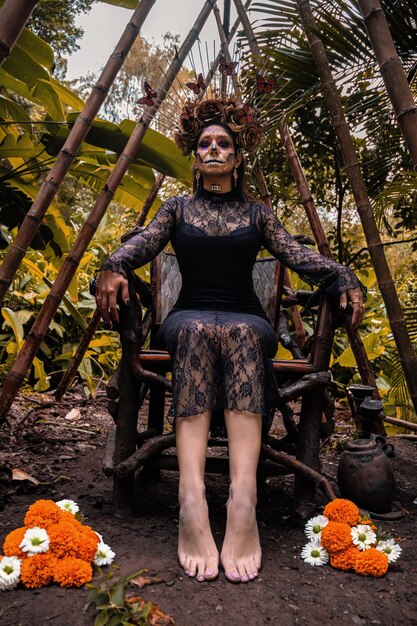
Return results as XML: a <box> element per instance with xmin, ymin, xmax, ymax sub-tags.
<box><xmin>95</xmin><ymin>98</ymin><xmax>364</xmax><ymax>584</ymax></box>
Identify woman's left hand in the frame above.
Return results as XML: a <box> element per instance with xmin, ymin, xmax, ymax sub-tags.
<box><xmin>340</xmin><ymin>287</ymin><xmax>365</xmax><ymax>329</ymax></box>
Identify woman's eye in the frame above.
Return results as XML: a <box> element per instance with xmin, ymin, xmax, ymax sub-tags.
<box><xmin>219</xmin><ymin>141</ymin><xmax>230</xmax><ymax>148</ymax></box>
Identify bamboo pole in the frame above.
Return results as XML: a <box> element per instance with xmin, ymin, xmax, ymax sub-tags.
<box><xmin>232</xmin><ymin>0</ymin><xmax>306</xmax><ymax>344</ymax></box>
<box><xmin>278</xmin><ymin>119</ymin><xmax>379</xmax><ymax>397</ymax></box>
<box><xmin>198</xmin><ymin>0</ymin><xmax>251</xmax><ymax>101</ymax></box>
<box><xmin>357</xmin><ymin>0</ymin><xmax>417</xmax><ymax>169</ymax></box>
<box><xmin>0</xmin><ymin>0</ymin><xmax>217</xmax><ymax>424</ymax></box>
<box><xmin>54</xmin><ymin>308</ymin><xmax>101</xmax><ymax>401</ymax></box>
<box><xmin>0</xmin><ymin>0</ymin><xmax>157</xmax><ymax>305</ymax></box>
<box><xmin>296</xmin><ymin>0</ymin><xmax>417</xmax><ymax>414</ymax></box>
<box><xmin>213</xmin><ymin>2</ymin><xmax>239</xmax><ymax>97</ymax></box>
<box><xmin>0</xmin><ymin>0</ymin><xmax>38</xmax><ymax>66</ymax></box>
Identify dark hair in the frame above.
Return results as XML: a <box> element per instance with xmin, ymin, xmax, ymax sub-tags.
<box><xmin>192</xmin><ymin>123</ymin><xmax>253</xmax><ymax>202</ymax></box>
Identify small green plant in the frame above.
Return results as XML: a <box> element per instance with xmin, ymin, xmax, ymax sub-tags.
<box><xmin>85</xmin><ymin>566</ymin><xmax>152</xmax><ymax>626</ymax></box>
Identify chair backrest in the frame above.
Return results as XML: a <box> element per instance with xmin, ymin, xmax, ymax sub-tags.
<box><xmin>153</xmin><ymin>251</ymin><xmax>279</xmax><ymax>326</ymax></box>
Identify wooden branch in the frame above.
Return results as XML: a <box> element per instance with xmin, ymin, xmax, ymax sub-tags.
<box><xmin>106</xmin><ymin>365</ymin><xmax>121</xmax><ymax>400</ymax></box>
<box><xmin>383</xmin><ymin>416</ymin><xmax>417</xmax><ymax>432</ymax></box>
<box><xmin>102</xmin><ymin>426</ymin><xmax>117</xmax><ymax>477</ymax></box>
<box><xmin>278</xmin><ymin>372</ymin><xmax>330</xmax><ymax>403</ymax></box>
<box><xmin>113</xmin><ymin>433</ymin><xmax>176</xmax><ymax>479</ymax></box>
<box><xmin>260</xmin><ymin>444</ymin><xmax>336</xmax><ymax>502</ymax></box>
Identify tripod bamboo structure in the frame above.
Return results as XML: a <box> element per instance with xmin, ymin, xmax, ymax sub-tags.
<box><xmin>0</xmin><ymin>0</ymin><xmax>414</xmax><ymax>432</ymax></box>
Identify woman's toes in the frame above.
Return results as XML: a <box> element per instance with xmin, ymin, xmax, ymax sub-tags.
<box><xmin>225</xmin><ymin>569</ymin><xmax>240</xmax><ymax>583</ymax></box>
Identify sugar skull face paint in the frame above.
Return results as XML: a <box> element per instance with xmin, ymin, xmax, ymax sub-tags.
<box><xmin>195</xmin><ymin>125</ymin><xmax>241</xmax><ymax>182</ymax></box>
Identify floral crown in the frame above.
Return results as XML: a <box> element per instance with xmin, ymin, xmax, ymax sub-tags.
<box><xmin>174</xmin><ymin>98</ymin><xmax>264</xmax><ymax>157</ymax></box>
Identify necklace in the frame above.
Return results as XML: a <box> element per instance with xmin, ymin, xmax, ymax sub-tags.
<box><xmin>210</xmin><ymin>183</ymin><xmax>222</xmax><ymax>192</ymax></box>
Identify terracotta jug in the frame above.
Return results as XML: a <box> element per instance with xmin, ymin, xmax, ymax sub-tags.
<box><xmin>337</xmin><ymin>439</ymin><xmax>395</xmax><ymax>513</ymax></box>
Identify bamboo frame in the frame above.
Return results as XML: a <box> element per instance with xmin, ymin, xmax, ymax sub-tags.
<box><xmin>357</xmin><ymin>0</ymin><xmax>417</xmax><ymax>169</ymax></box>
<box><xmin>0</xmin><ymin>0</ymin><xmax>38</xmax><ymax>66</ymax></box>
<box><xmin>0</xmin><ymin>0</ymin><xmax>217</xmax><ymax>424</ymax></box>
<box><xmin>0</xmin><ymin>0</ymin><xmax>157</xmax><ymax>305</ymax></box>
<box><xmin>296</xmin><ymin>0</ymin><xmax>417</xmax><ymax>414</ymax></box>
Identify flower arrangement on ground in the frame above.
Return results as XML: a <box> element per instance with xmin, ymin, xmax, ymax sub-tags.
<box><xmin>0</xmin><ymin>499</ymin><xmax>115</xmax><ymax>590</ymax></box>
<box><xmin>301</xmin><ymin>498</ymin><xmax>402</xmax><ymax>577</ymax></box>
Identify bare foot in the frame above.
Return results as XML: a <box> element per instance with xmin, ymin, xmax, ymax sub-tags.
<box><xmin>220</xmin><ymin>494</ymin><xmax>261</xmax><ymax>583</ymax></box>
<box><xmin>178</xmin><ymin>492</ymin><xmax>219</xmax><ymax>582</ymax></box>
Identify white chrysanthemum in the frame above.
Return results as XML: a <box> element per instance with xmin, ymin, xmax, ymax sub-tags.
<box><xmin>351</xmin><ymin>524</ymin><xmax>376</xmax><ymax>551</ymax></box>
<box><xmin>304</xmin><ymin>515</ymin><xmax>329</xmax><ymax>540</ymax></box>
<box><xmin>19</xmin><ymin>527</ymin><xmax>50</xmax><ymax>555</ymax></box>
<box><xmin>94</xmin><ymin>542</ymin><xmax>115</xmax><ymax>567</ymax></box>
<box><xmin>56</xmin><ymin>499</ymin><xmax>79</xmax><ymax>515</ymax></box>
<box><xmin>376</xmin><ymin>539</ymin><xmax>402</xmax><ymax>563</ymax></box>
<box><xmin>301</xmin><ymin>540</ymin><xmax>329</xmax><ymax>566</ymax></box>
<box><xmin>0</xmin><ymin>556</ymin><xmax>21</xmax><ymax>590</ymax></box>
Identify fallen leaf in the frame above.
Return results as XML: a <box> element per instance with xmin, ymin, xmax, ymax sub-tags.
<box><xmin>130</xmin><ymin>574</ymin><xmax>164</xmax><ymax>588</ymax></box>
<box><xmin>64</xmin><ymin>408</ymin><xmax>81</xmax><ymax>421</ymax></box>
<box><xmin>12</xmin><ymin>468</ymin><xmax>40</xmax><ymax>485</ymax></box>
<box><xmin>126</xmin><ymin>595</ymin><xmax>176</xmax><ymax>625</ymax></box>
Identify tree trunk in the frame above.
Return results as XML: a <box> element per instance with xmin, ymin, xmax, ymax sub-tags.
<box><xmin>0</xmin><ymin>0</ymin><xmax>157</xmax><ymax>305</ymax></box>
<box><xmin>0</xmin><ymin>0</ymin><xmax>217</xmax><ymax>424</ymax></box>
<box><xmin>357</xmin><ymin>0</ymin><xmax>417</xmax><ymax>169</ymax></box>
<box><xmin>296</xmin><ymin>0</ymin><xmax>417</xmax><ymax>414</ymax></box>
<box><xmin>0</xmin><ymin>0</ymin><xmax>38</xmax><ymax>66</ymax></box>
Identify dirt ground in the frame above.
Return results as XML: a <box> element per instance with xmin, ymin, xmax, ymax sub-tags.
<box><xmin>0</xmin><ymin>387</ymin><xmax>416</xmax><ymax>626</ymax></box>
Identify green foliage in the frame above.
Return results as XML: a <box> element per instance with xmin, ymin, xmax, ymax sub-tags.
<box><xmin>85</xmin><ymin>567</ymin><xmax>152</xmax><ymax>626</ymax></box>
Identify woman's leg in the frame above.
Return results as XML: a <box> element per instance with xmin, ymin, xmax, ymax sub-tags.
<box><xmin>176</xmin><ymin>410</ymin><xmax>219</xmax><ymax>582</ymax></box>
<box><xmin>220</xmin><ymin>409</ymin><xmax>262</xmax><ymax>583</ymax></box>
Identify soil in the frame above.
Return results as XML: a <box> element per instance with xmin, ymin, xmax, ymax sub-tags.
<box><xmin>0</xmin><ymin>387</ymin><xmax>416</xmax><ymax>626</ymax></box>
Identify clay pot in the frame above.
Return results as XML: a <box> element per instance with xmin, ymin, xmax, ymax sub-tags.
<box><xmin>337</xmin><ymin>439</ymin><xmax>395</xmax><ymax>513</ymax></box>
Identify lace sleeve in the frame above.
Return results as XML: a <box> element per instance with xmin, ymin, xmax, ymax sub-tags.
<box><xmin>100</xmin><ymin>197</ymin><xmax>179</xmax><ymax>277</ymax></box>
<box><xmin>257</xmin><ymin>203</ymin><xmax>364</xmax><ymax>298</ymax></box>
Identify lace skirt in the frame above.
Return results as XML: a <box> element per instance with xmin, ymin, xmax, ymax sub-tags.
<box><xmin>157</xmin><ymin>309</ymin><xmax>278</xmax><ymax>433</ymax></box>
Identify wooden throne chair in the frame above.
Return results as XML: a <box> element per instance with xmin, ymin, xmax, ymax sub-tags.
<box><xmin>100</xmin><ymin>250</ymin><xmax>338</xmax><ymax>518</ymax></box>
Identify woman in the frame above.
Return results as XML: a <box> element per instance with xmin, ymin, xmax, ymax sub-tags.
<box><xmin>95</xmin><ymin>98</ymin><xmax>364</xmax><ymax>584</ymax></box>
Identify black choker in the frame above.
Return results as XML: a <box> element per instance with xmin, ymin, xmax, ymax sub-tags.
<box><xmin>210</xmin><ymin>184</ymin><xmax>222</xmax><ymax>192</ymax></box>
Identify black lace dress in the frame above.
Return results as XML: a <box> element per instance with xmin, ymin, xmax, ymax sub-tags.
<box><xmin>101</xmin><ymin>189</ymin><xmax>361</xmax><ymax>425</ymax></box>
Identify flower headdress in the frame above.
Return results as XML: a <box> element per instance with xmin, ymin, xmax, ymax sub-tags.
<box><xmin>174</xmin><ymin>97</ymin><xmax>264</xmax><ymax>157</ymax></box>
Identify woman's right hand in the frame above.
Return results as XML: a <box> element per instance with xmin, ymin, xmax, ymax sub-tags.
<box><xmin>95</xmin><ymin>270</ymin><xmax>129</xmax><ymax>326</ymax></box>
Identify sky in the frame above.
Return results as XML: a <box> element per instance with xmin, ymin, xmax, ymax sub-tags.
<box><xmin>66</xmin><ymin>1</ymin><xmax>260</xmax><ymax>80</ymax></box>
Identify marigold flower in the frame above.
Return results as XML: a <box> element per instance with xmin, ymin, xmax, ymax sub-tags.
<box><xmin>53</xmin><ymin>556</ymin><xmax>93</xmax><ymax>587</ymax></box>
<box><xmin>24</xmin><ymin>500</ymin><xmax>62</xmax><ymax>529</ymax></box>
<box><xmin>48</xmin><ymin>522</ymin><xmax>81</xmax><ymax>558</ymax></box>
<box><xmin>20</xmin><ymin>553</ymin><xmax>57</xmax><ymax>588</ymax></box>
<box><xmin>59</xmin><ymin>510</ymin><xmax>84</xmax><ymax>531</ymax></box>
<box><xmin>323</xmin><ymin>499</ymin><xmax>359</xmax><ymax>526</ymax></box>
<box><xmin>354</xmin><ymin>547</ymin><xmax>389</xmax><ymax>577</ymax></box>
<box><xmin>330</xmin><ymin>545</ymin><xmax>361</xmax><ymax>571</ymax></box>
<box><xmin>78</xmin><ymin>533</ymin><xmax>99</xmax><ymax>562</ymax></box>
<box><xmin>3</xmin><ymin>527</ymin><xmax>27</xmax><ymax>558</ymax></box>
<box><xmin>321</xmin><ymin>521</ymin><xmax>353</xmax><ymax>553</ymax></box>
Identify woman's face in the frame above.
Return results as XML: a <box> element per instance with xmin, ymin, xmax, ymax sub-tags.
<box><xmin>195</xmin><ymin>125</ymin><xmax>241</xmax><ymax>181</ymax></box>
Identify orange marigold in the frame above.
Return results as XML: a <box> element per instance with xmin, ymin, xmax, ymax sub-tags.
<box><xmin>59</xmin><ymin>510</ymin><xmax>83</xmax><ymax>531</ymax></box>
<box><xmin>354</xmin><ymin>548</ymin><xmax>389</xmax><ymax>578</ymax></box>
<box><xmin>48</xmin><ymin>522</ymin><xmax>81</xmax><ymax>558</ymax></box>
<box><xmin>323</xmin><ymin>499</ymin><xmax>359</xmax><ymax>526</ymax></box>
<box><xmin>20</xmin><ymin>553</ymin><xmax>57</xmax><ymax>588</ymax></box>
<box><xmin>53</xmin><ymin>556</ymin><xmax>93</xmax><ymax>587</ymax></box>
<box><xmin>330</xmin><ymin>545</ymin><xmax>361</xmax><ymax>571</ymax></box>
<box><xmin>321</xmin><ymin>521</ymin><xmax>353</xmax><ymax>554</ymax></box>
<box><xmin>24</xmin><ymin>500</ymin><xmax>62</xmax><ymax>529</ymax></box>
<box><xmin>77</xmin><ymin>526</ymin><xmax>98</xmax><ymax>562</ymax></box>
<box><xmin>3</xmin><ymin>526</ymin><xmax>27</xmax><ymax>558</ymax></box>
